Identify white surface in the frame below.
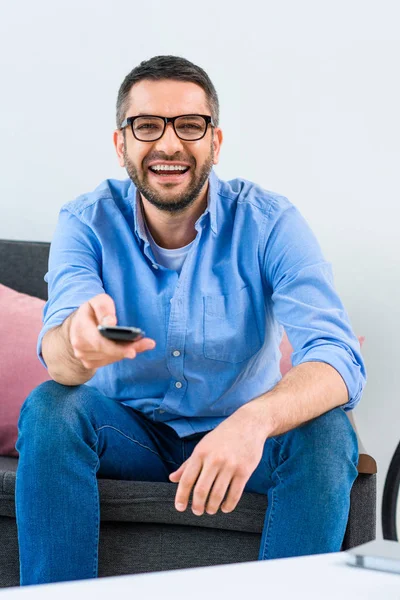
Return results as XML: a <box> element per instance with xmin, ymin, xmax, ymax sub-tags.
<box><xmin>1</xmin><ymin>553</ymin><xmax>400</xmax><ymax>599</ymax></box>
<box><xmin>1</xmin><ymin>0</ymin><xmax>399</xmax><ymax>537</ymax></box>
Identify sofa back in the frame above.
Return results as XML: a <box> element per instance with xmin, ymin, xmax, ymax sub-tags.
<box><xmin>0</xmin><ymin>239</ymin><xmax>50</xmax><ymax>301</ymax></box>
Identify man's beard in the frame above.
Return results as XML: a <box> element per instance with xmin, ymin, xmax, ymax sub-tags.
<box><xmin>123</xmin><ymin>143</ymin><xmax>214</xmax><ymax>214</ymax></box>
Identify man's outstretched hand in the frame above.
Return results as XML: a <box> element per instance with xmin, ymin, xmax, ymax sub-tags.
<box><xmin>168</xmin><ymin>405</ymin><xmax>267</xmax><ymax>516</ymax></box>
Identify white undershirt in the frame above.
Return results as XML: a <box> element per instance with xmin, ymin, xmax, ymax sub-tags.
<box><xmin>144</xmin><ymin>218</ymin><xmax>196</xmax><ymax>275</ymax></box>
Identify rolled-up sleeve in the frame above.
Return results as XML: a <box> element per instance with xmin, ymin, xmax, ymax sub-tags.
<box><xmin>37</xmin><ymin>208</ymin><xmax>105</xmax><ymax>369</ymax></box>
<box><xmin>262</xmin><ymin>203</ymin><xmax>366</xmax><ymax>410</ymax></box>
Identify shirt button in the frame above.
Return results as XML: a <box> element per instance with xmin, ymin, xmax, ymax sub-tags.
<box><xmin>175</xmin><ymin>381</ymin><xmax>183</xmax><ymax>389</ymax></box>
<box><xmin>158</xmin><ymin>409</ymin><xmax>165</xmax><ymax>414</ymax></box>
<box><xmin>172</xmin><ymin>350</ymin><xmax>181</xmax><ymax>357</ymax></box>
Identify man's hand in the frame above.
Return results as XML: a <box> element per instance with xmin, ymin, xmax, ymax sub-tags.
<box><xmin>168</xmin><ymin>406</ymin><xmax>267</xmax><ymax>516</ymax></box>
<box><xmin>68</xmin><ymin>293</ymin><xmax>156</xmax><ymax>370</ymax></box>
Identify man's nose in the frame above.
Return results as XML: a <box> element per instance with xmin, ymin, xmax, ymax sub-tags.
<box><xmin>154</xmin><ymin>122</ymin><xmax>184</xmax><ymax>152</ymax></box>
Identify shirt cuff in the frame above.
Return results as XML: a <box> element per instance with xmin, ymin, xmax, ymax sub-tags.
<box><xmin>292</xmin><ymin>344</ymin><xmax>366</xmax><ymax>411</ymax></box>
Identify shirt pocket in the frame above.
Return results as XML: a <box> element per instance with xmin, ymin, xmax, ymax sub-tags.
<box><xmin>203</xmin><ymin>285</ymin><xmax>262</xmax><ymax>363</ymax></box>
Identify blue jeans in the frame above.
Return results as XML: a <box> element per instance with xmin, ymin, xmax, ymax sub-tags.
<box><xmin>15</xmin><ymin>380</ymin><xmax>358</xmax><ymax>586</ymax></box>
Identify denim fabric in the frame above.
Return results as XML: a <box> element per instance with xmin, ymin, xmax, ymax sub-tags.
<box><xmin>15</xmin><ymin>381</ymin><xmax>359</xmax><ymax>586</ymax></box>
<box><xmin>35</xmin><ymin>169</ymin><xmax>366</xmax><ymax>439</ymax></box>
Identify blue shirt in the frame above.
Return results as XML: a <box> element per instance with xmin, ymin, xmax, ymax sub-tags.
<box><xmin>38</xmin><ymin>168</ymin><xmax>366</xmax><ymax>438</ymax></box>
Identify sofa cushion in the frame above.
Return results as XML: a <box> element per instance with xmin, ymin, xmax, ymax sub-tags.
<box><xmin>0</xmin><ymin>240</ymin><xmax>49</xmax><ymax>301</ymax></box>
<box><xmin>0</xmin><ymin>285</ymin><xmax>51</xmax><ymax>457</ymax></box>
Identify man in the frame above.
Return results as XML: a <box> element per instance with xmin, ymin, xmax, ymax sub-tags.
<box><xmin>15</xmin><ymin>54</ymin><xmax>366</xmax><ymax>586</ymax></box>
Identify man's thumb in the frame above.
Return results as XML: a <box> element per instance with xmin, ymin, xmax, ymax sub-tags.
<box><xmin>88</xmin><ymin>294</ymin><xmax>117</xmax><ymax>327</ymax></box>
<box><xmin>101</xmin><ymin>314</ymin><xmax>117</xmax><ymax>326</ymax></box>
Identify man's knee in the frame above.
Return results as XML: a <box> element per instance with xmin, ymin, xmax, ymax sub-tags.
<box><xmin>282</xmin><ymin>407</ymin><xmax>358</xmax><ymax>470</ymax></box>
<box><xmin>305</xmin><ymin>407</ymin><xmax>358</xmax><ymax>455</ymax></box>
<box><xmin>18</xmin><ymin>380</ymin><xmax>97</xmax><ymax>428</ymax></box>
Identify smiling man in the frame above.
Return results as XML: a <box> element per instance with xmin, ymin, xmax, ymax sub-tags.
<box><xmin>15</xmin><ymin>55</ymin><xmax>366</xmax><ymax>586</ymax></box>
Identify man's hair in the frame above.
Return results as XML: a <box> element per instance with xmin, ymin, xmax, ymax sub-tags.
<box><xmin>116</xmin><ymin>55</ymin><xmax>219</xmax><ymax>129</ymax></box>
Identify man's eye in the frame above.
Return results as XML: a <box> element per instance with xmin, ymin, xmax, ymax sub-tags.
<box><xmin>178</xmin><ymin>124</ymin><xmax>202</xmax><ymax>130</ymax></box>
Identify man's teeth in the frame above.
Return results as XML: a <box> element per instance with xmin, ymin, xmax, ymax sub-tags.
<box><xmin>150</xmin><ymin>165</ymin><xmax>188</xmax><ymax>172</ymax></box>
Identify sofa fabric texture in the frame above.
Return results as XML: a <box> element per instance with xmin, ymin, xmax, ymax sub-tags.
<box><xmin>0</xmin><ymin>239</ymin><xmax>376</xmax><ymax>588</ymax></box>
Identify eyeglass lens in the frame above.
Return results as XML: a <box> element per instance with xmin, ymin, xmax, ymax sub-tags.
<box><xmin>133</xmin><ymin>116</ymin><xmax>206</xmax><ymax>141</ymax></box>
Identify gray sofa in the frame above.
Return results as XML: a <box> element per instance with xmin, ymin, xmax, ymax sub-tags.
<box><xmin>0</xmin><ymin>238</ymin><xmax>377</xmax><ymax>588</ymax></box>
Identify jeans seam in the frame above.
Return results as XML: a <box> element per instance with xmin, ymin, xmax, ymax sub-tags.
<box><xmin>270</xmin><ymin>435</ymin><xmax>284</xmax><ymax>448</ymax></box>
<box><xmin>261</xmin><ymin>468</ymin><xmax>282</xmax><ymax>560</ymax></box>
<box><xmin>267</xmin><ymin>436</ymin><xmax>287</xmax><ymax>471</ymax></box>
<box><xmin>91</xmin><ymin>425</ymin><xmax>180</xmax><ymax>466</ymax></box>
<box><xmin>260</xmin><ymin>436</ymin><xmax>286</xmax><ymax>560</ymax></box>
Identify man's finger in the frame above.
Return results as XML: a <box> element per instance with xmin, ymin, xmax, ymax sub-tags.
<box><xmin>87</xmin><ymin>293</ymin><xmax>117</xmax><ymax>327</ymax></box>
<box><xmin>174</xmin><ymin>457</ymin><xmax>203</xmax><ymax>512</ymax></box>
<box><xmin>220</xmin><ymin>474</ymin><xmax>248</xmax><ymax>513</ymax></box>
<box><xmin>191</xmin><ymin>462</ymin><xmax>220</xmax><ymax>515</ymax></box>
<box><xmin>205</xmin><ymin>468</ymin><xmax>234</xmax><ymax>515</ymax></box>
<box><xmin>169</xmin><ymin>459</ymin><xmax>188</xmax><ymax>482</ymax></box>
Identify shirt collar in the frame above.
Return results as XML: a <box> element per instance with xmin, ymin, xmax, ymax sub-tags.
<box><xmin>129</xmin><ymin>167</ymin><xmax>218</xmax><ymax>242</ymax></box>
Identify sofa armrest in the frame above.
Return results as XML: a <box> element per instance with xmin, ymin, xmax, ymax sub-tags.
<box><xmin>357</xmin><ymin>453</ymin><xmax>377</xmax><ymax>474</ymax></box>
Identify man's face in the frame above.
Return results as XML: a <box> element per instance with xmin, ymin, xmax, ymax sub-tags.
<box><xmin>114</xmin><ymin>79</ymin><xmax>222</xmax><ymax>214</ymax></box>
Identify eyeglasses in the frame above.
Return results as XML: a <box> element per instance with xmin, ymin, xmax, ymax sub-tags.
<box><xmin>119</xmin><ymin>114</ymin><xmax>215</xmax><ymax>142</ymax></box>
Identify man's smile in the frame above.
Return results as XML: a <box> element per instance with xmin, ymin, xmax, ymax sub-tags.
<box><xmin>147</xmin><ymin>165</ymin><xmax>192</xmax><ymax>183</ymax></box>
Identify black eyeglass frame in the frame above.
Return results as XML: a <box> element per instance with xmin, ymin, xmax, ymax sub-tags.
<box><xmin>119</xmin><ymin>114</ymin><xmax>215</xmax><ymax>142</ymax></box>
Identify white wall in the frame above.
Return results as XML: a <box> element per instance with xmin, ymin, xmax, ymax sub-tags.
<box><xmin>1</xmin><ymin>0</ymin><xmax>399</xmax><ymax>538</ymax></box>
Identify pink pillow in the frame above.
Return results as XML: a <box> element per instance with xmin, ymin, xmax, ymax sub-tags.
<box><xmin>0</xmin><ymin>284</ymin><xmax>51</xmax><ymax>457</ymax></box>
<box><xmin>279</xmin><ymin>330</ymin><xmax>365</xmax><ymax>376</ymax></box>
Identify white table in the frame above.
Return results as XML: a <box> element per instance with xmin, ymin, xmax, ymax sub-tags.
<box><xmin>1</xmin><ymin>551</ymin><xmax>399</xmax><ymax>599</ymax></box>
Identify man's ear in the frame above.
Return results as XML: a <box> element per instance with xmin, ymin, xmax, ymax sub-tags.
<box><xmin>212</xmin><ymin>127</ymin><xmax>223</xmax><ymax>166</ymax></box>
<box><xmin>113</xmin><ymin>129</ymin><xmax>125</xmax><ymax>168</ymax></box>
